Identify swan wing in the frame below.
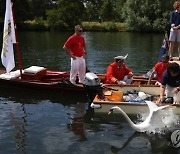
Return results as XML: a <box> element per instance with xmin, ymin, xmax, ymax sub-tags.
<box><xmin>145</xmin><ymin>101</ymin><xmax>158</xmax><ymax>112</ymax></box>
<box><xmin>145</xmin><ymin>101</ymin><xmax>171</xmax><ymax>112</ymax></box>
<box><xmin>153</xmin><ymin>105</ymin><xmax>170</xmax><ymax>112</ymax></box>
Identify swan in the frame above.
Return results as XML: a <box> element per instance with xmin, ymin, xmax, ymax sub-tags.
<box><xmin>108</xmin><ymin>101</ymin><xmax>172</xmax><ymax>132</ymax></box>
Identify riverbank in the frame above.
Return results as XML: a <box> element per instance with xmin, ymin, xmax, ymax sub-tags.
<box><xmin>0</xmin><ymin>20</ymin><xmax>126</xmax><ymax>32</ymax></box>
<box><xmin>82</xmin><ymin>22</ymin><xmax>126</xmax><ymax>32</ymax></box>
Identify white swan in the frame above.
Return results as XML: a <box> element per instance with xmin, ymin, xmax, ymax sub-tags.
<box><xmin>108</xmin><ymin>101</ymin><xmax>172</xmax><ymax>132</ymax></box>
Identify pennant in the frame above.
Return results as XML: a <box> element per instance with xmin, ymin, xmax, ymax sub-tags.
<box><xmin>1</xmin><ymin>0</ymin><xmax>16</xmax><ymax>73</ymax></box>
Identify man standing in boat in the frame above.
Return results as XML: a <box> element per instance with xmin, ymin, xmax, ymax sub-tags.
<box><xmin>148</xmin><ymin>54</ymin><xmax>171</xmax><ymax>85</ymax></box>
<box><xmin>168</xmin><ymin>1</ymin><xmax>180</xmax><ymax>60</ymax></box>
<box><xmin>104</xmin><ymin>55</ymin><xmax>133</xmax><ymax>85</ymax></box>
<box><xmin>159</xmin><ymin>62</ymin><xmax>180</xmax><ymax>104</ymax></box>
<box><xmin>63</xmin><ymin>25</ymin><xmax>87</xmax><ymax>84</ymax></box>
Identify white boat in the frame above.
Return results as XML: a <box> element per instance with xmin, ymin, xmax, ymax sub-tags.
<box><xmin>91</xmin><ymin>85</ymin><xmax>180</xmax><ymax>115</ymax></box>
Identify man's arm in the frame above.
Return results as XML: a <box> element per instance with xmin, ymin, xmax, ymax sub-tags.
<box><xmin>63</xmin><ymin>45</ymin><xmax>76</xmax><ymax>59</ymax></box>
<box><xmin>148</xmin><ymin>69</ymin><xmax>156</xmax><ymax>85</ymax></box>
<box><xmin>159</xmin><ymin>84</ymin><xmax>166</xmax><ymax>103</ymax></box>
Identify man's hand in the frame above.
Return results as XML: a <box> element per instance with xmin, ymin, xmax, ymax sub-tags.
<box><xmin>127</xmin><ymin>73</ymin><xmax>133</xmax><ymax>79</ymax></box>
<box><xmin>172</xmin><ymin>87</ymin><xmax>180</xmax><ymax>94</ymax></box>
<box><xmin>71</xmin><ymin>55</ymin><xmax>76</xmax><ymax>59</ymax></box>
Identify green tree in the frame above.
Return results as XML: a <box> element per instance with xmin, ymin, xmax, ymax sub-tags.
<box><xmin>47</xmin><ymin>0</ymin><xmax>85</xmax><ymax>30</ymax></box>
<box><xmin>122</xmin><ymin>0</ymin><xmax>174</xmax><ymax>32</ymax></box>
<box><xmin>84</xmin><ymin>0</ymin><xmax>104</xmax><ymax>21</ymax></box>
<box><xmin>100</xmin><ymin>0</ymin><xmax>116</xmax><ymax>21</ymax></box>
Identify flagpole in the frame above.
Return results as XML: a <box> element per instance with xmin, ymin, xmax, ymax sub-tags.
<box><xmin>11</xmin><ymin>0</ymin><xmax>23</xmax><ymax>76</ymax></box>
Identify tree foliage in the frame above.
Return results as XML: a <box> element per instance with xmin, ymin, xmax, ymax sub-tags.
<box><xmin>46</xmin><ymin>0</ymin><xmax>85</xmax><ymax>30</ymax></box>
<box><xmin>0</xmin><ymin>0</ymin><xmax>176</xmax><ymax>31</ymax></box>
<box><xmin>121</xmin><ymin>0</ymin><xmax>174</xmax><ymax>32</ymax></box>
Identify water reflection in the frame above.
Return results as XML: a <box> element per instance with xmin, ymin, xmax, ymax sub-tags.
<box><xmin>68</xmin><ymin>103</ymin><xmax>87</xmax><ymax>141</ymax></box>
<box><xmin>10</xmin><ymin>103</ymin><xmax>27</xmax><ymax>153</ymax></box>
<box><xmin>111</xmin><ymin>132</ymin><xmax>179</xmax><ymax>154</ymax></box>
<box><xmin>0</xmin><ymin>87</ymin><xmax>88</xmax><ymax>105</ymax></box>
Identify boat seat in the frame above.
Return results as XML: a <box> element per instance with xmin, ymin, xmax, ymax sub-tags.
<box><xmin>24</xmin><ymin>66</ymin><xmax>46</xmax><ymax>74</ymax></box>
<box><xmin>22</xmin><ymin>66</ymin><xmax>47</xmax><ymax>80</ymax></box>
<box><xmin>0</xmin><ymin>70</ymin><xmax>24</xmax><ymax>80</ymax></box>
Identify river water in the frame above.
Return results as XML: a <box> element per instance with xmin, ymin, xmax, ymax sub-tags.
<box><xmin>0</xmin><ymin>31</ymin><xmax>179</xmax><ymax>153</ymax></box>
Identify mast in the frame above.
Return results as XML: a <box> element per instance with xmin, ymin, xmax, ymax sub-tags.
<box><xmin>11</xmin><ymin>0</ymin><xmax>23</xmax><ymax>76</ymax></box>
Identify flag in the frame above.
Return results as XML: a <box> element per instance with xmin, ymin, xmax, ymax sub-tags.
<box><xmin>1</xmin><ymin>0</ymin><xmax>16</xmax><ymax>73</ymax></box>
<box><xmin>158</xmin><ymin>32</ymin><xmax>169</xmax><ymax>62</ymax></box>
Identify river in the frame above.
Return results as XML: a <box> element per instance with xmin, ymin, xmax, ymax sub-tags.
<box><xmin>0</xmin><ymin>31</ymin><xmax>179</xmax><ymax>153</ymax></box>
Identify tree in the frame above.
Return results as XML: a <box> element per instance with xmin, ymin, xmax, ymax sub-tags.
<box><xmin>47</xmin><ymin>0</ymin><xmax>85</xmax><ymax>30</ymax></box>
<box><xmin>84</xmin><ymin>0</ymin><xmax>104</xmax><ymax>21</ymax></box>
<box><xmin>121</xmin><ymin>0</ymin><xmax>175</xmax><ymax>32</ymax></box>
<box><xmin>100</xmin><ymin>0</ymin><xmax>116</xmax><ymax>21</ymax></box>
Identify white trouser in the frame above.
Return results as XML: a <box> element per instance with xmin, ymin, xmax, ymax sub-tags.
<box><xmin>119</xmin><ymin>75</ymin><xmax>133</xmax><ymax>85</ymax></box>
<box><xmin>70</xmin><ymin>56</ymin><xmax>86</xmax><ymax>84</ymax></box>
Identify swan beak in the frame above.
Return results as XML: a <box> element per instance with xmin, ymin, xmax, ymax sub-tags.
<box><xmin>108</xmin><ymin>109</ymin><xmax>114</xmax><ymax>115</ymax></box>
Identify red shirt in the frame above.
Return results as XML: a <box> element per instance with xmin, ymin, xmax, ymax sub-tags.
<box><xmin>64</xmin><ymin>34</ymin><xmax>85</xmax><ymax>57</ymax></box>
<box><xmin>104</xmin><ymin>62</ymin><xmax>133</xmax><ymax>84</ymax></box>
<box><xmin>154</xmin><ymin>62</ymin><xmax>170</xmax><ymax>82</ymax></box>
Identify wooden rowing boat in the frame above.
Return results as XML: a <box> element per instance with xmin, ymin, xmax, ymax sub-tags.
<box><xmin>0</xmin><ymin>65</ymin><xmax>157</xmax><ymax>95</ymax></box>
<box><xmin>0</xmin><ymin>66</ymin><xmax>85</xmax><ymax>93</ymax></box>
<box><xmin>91</xmin><ymin>85</ymin><xmax>180</xmax><ymax>115</ymax></box>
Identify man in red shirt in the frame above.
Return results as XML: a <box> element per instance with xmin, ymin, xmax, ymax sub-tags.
<box><xmin>104</xmin><ymin>55</ymin><xmax>133</xmax><ymax>85</ymax></box>
<box><xmin>63</xmin><ymin>25</ymin><xmax>87</xmax><ymax>84</ymax></box>
<box><xmin>148</xmin><ymin>54</ymin><xmax>170</xmax><ymax>85</ymax></box>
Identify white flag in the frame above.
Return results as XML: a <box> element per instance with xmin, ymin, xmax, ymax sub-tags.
<box><xmin>1</xmin><ymin>0</ymin><xmax>16</xmax><ymax>73</ymax></box>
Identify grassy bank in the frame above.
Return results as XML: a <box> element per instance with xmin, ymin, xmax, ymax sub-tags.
<box><xmin>82</xmin><ymin>22</ymin><xmax>127</xmax><ymax>32</ymax></box>
<box><xmin>0</xmin><ymin>19</ymin><xmax>126</xmax><ymax>32</ymax></box>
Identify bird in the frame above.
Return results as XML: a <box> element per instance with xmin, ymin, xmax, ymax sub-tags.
<box><xmin>108</xmin><ymin>101</ymin><xmax>173</xmax><ymax>132</ymax></box>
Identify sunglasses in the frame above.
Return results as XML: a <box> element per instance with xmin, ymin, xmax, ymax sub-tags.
<box><xmin>78</xmin><ymin>30</ymin><xmax>83</xmax><ymax>32</ymax></box>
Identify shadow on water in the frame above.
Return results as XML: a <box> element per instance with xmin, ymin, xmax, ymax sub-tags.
<box><xmin>0</xmin><ymin>86</ymin><xmax>89</xmax><ymax>105</ymax></box>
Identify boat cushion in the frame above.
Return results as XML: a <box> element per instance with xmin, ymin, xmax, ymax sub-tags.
<box><xmin>0</xmin><ymin>70</ymin><xmax>24</xmax><ymax>80</ymax></box>
<box><xmin>24</xmin><ymin>66</ymin><xmax>46</xmax><ymax>74</ymax></box>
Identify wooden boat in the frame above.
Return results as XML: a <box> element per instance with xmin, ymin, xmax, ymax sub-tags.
<box><xmin>0</xmin><ymin>65</ymin><xmax>157</xmax><ymax>94</ymax></box>
<box><xmin>0</xmin><ymin>66</ymin><xmax>85</xmax><ymax>93</ymax></box>
<box><xmin>91</xmin><ymin>85</ymin><xmax>180</xmax><ymax>115</ymax></box>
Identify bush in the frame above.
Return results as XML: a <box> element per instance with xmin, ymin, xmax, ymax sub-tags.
<box><xmin>82</xmin><ymin>22</ymin><xmax>126</xmax><ymax>31</ymax></box>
